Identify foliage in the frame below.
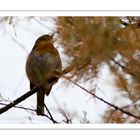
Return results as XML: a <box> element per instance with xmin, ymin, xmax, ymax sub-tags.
<box><xmin>56</xmin><ymin>17</ymin><xmax>140</xmax><ymax>123</ymax></box>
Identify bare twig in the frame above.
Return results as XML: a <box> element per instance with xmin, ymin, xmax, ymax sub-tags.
<box><xmin>58</xmin><ymin>108</ymin><xmax>72</xmax><ymax>124</ymax></box>
<box><xmin>62</xmin><ymin>76</ymin><xmax>140</xmax><ymax>120</ymax></box>
<box><xmin>8</xmin><ymin>32</ymin><xmax>29</xmax><ymax>54</ymax></box>
<box><xmin>10</xmin><ymin>18</ymin><xmax>17</xmax><ymax>37</ymax></box>
<box><xmin>42</xmin><ymin>113</ymin><xmax>58</xmax><ymax>123</ymax></box>
<box><xmin>80</xmin><ymin>111</ymin><xmax>90</xmax><ymax>124</ymax></box>
<box><xmin>1</xmin><ymin>65</ymin><xmax>139</xmax><ymax>122</ymax></box>
<box><xmin>111</xmin><ymin>59</ymin><xmax>135</xmax><ymax>78</ymax></box>
<box><xmin>44</xmin><ymin>104</ymin><xmax>57</xmax><ymax>124</ymax></box>
<box><xmin>0</xmin><ymin>102</ymin><xmax>36</xmax><ymax>112</ymax></box>
<box><xmin>33</xmin><ymin>17</ymin><xmax>56</xmax><ymax>32</ymax></box>
<box><xmin>0</xmin><ymin>84</ymin><xmax>40</xmax><ymax>114</ymax></box>
<box><xmin>0</xmin><ymin>102</ymin><xmax>58</xmax><ymax>123</ymax></box>
<box><xmin>120</xmin><ymin>20</ymin><xmax>130</xmax><ymax>27</ymax></box>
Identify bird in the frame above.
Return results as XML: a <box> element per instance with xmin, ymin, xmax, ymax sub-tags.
<box><xmin>26</xmin><ymin>34</ymin><xmax>62</xmax><ymax>115</ymax></box>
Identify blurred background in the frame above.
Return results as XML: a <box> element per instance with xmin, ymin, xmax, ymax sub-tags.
<box><xmin>0</xmin><ymin>16</ymin><xmax>140</xmax><ymax>123</ymax></box>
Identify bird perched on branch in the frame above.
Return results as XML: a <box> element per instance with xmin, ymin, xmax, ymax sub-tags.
<box><xmin>26</xmin><ymin>34</ymin><xmax>62</xmax><ymax>115</ymax></box>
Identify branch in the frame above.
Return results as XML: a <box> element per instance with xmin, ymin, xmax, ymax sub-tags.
<box><xmin>0</xmin><ymin>65</ymin><xmax>72</xmax><ymax>120</ymax></box>
<box><xmin>0</xmin><ymin>82</ymin><xmax>59</xmax><ymax>123</ymax></box>
<box><xmin>33</xmin><ymin>17</ymin><xmax>55</xmax><ymax>32</ymax></box>
<box><xmin>0</xmin><ymin>102</ymin><xmax>36</xmax><ymax>112</ymax></box>
<box><xmin>58</xmin><ymin>108</ymin><xmax>72</xmax><ymax>124</ymax></box>
<box><xmin>1</xmin><ymin>65</ymin><xmax>138</xmax><ymax>122</ymax></box>
<box><xmin>8</xmin><ymin>32</ymin><xmax>29</xmax><ymax>54</ymax></box>
<box><xmin>0</xmin><ymin>65</ymin><xmax>73</xmax><ymax>122</ymax></box>
<box><xmin>111</xmin><ymin>59</ymin><xmax>135</xmax><ymax>78</ymax></box>
<box><xmin>120</xmin><ymin>20</ymin><xmax>130</xmax><ymax>27</ymax></box>
<box><xmin>0</xmin><ymin>84</ymin><xmax>40</xmax><ymax>114</ymax></box>
<box><xmin>0</xmin><ymin>102</ymin><xmax>58</xmax><ymax>123</ymax></box>
<box><xmin>44</xmin><ymin>104</ymin><xmax>58</xmax><ymax>123</ymax></box>
<box><xmin>62</xmin><ymin>76</ymin><xmax>140</xmax><ymax>120</ymax></box>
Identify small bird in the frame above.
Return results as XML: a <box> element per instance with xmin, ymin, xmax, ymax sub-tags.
<box><xmin>26</xmin><ymin>34</ymin><xmax>62</xmax><ymax>115</ymax></box>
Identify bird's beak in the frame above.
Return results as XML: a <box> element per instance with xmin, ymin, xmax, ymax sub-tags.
<box><xmin>51</xmin><ymin>33</ymin><xmax>55</xmax><ymax>38</ymax></box>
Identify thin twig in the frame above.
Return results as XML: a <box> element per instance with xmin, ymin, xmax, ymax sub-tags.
<box><xmin>0</xmin><ymin>84</ymin><xmax>40</xmax><ymax>114</ymax></box>
<box><xmin>58</xmin><ymin>108</ymin><xmax>72</xmax><ymax>124</ymax></box>
<box><xmin>44</xmin><ymin>104</ymin><xmax>58</xmax><ymax>124</ymax></box>
<box><xmin>0</xmin><ymin>102</ymin><xmax>35</xmax><ymax>112</ymax></box>
<box><xmin>0</xmin><ymin>102</ymin><xmax>58</xmax><ymax>123</ymax></box>
<box><xmin>33</xmin><ymin>17</ymin><xmax>56</xmax><ymax>32</ymax></box>
<box><xmin>62</xmin><ymin>76</ymin><xmax>140</xmax><ymax>120</ymax></box>
<box><xmin>1</xmin><ymin>65</ymin><xmax>138</xmax><ymax>122</ymax></box>
<box><xmin>8</xmin><ymin>32</ymin><xmax>29</xmax><ymax>54</ymax></box>
<box><xmin>111</xmin><ymin>59</ymin><xmax>135</xmax><ymax>78</ymax></box>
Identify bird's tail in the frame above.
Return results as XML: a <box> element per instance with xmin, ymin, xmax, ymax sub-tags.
<box><xmin>37</xmin><ymin>90</ymin><xmax>45</xmax><ymax>115</ymax></box>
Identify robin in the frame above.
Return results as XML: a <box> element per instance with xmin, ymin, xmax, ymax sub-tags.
<box><xmin>26</xmin><ymin>34</ymin><xmax>62</xmax><ymax>115</ymax></box>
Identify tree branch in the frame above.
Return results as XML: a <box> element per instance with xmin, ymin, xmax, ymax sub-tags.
<box><xmin>58</xmin><ymin>108</ymin><xmax>72</xmax><ymax>124</ymax></box>
<box><xmin>44</xmin><ymin>104</ymin><xmax>57</xmax><ymax>123</ymax></box>
<box><xmin>0</xmin><ymin>102</ymin><xmax>58</xmax><ymax>123</ymax></box>
<box><xmin>0</xmin><ymin>102</ymin><xmax>36</xmax><ymax>112</ymax></box>
<box><xmin>62</xmin><ymin>76</ymin><xmax>140</xmax><ymax>120</ymax></box>
<box><xmin>111</xmin><ymin>59</ymin><xmax>136</xmax><ymax>78</ymax></box>
<box><xmin>0</xmin><ymin>84</ymin><xmax>40</xmax><ymax>114</ymax></box>
<box><xmin>1</xmin><ymin>65</ymin><xmax>138</xmax><ymax>123</ymax></box>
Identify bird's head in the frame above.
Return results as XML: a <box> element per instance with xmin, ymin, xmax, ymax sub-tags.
<box><xmin>32</xmin><ymin>33</ymin><xmax>55</xmax><ymax>51</ymax></box>
<box><xmin>35</xmin><ymin>34</ymin><xmax>54</xmax><ymax>43</ymax></box>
